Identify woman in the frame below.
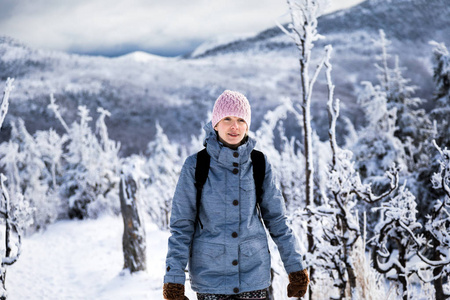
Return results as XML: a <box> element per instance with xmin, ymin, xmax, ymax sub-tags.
<box><xmin>163</xmin><ymin>90</ymin><xmax>309</xmax><ymax>299</ymax></box>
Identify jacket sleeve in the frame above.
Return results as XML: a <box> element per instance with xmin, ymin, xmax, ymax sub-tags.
<box><xmin>164</xmin><ymin>155</ymin><xmax>197</xmax><ymax>284</ymax></box>
<box><xmin>259</xmin><ymin>154</ymin><xmax>305</xmax><ymax>274</ymax></box>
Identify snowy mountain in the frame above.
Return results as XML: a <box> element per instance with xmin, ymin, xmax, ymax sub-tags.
<box><xmin>1</xmin><ymin>0</ymin><xmax>448</xmax><ymax>155</ymax></box>
<box><xmin>187</xmin><ymin>0</ymin><xmax>450</xmax><ymax>58</ymax></box>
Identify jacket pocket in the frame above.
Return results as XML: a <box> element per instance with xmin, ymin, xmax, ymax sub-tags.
<box><xmin>189</xmin><ymin>240</ymin><xmax>225</xmax><ymax>288</ymax></box>
<box><xmin>240</xmin><ymin>178</ymin><xmax>255</xmax><ymax>191</ymax></box>
<box><xmin>239</xmin><ymin>237</ymin><xmax>271</xmax><ymax>287</ymax></box>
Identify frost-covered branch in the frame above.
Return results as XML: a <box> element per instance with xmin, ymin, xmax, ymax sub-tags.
<box><xmin>0</xmin><ymin>78</ymin><xmax>14</xmax><ymax>129</ymax></box>
<box><xmin>48</xmin><ymin>94</ymin><xmax>70</xmax><ymax>133</ymax></box>
<box><xmin>1</xmin><ymin>170</ymin><xmax>30</xmax><ymax>298</ymax></box>
<box><xmin>432</xmin><ymin>140</ymin><xmax>450</xmax><ymax>199</ymax></box>
<box><xmin>352</xmin><ymin>165</ymin><xmax>400</xmax><ymax>203</ymax></box>
<box><xmin>325</xmin><ymin>45</ymin><xmax>339</xmax><ymax>168</ymax></box>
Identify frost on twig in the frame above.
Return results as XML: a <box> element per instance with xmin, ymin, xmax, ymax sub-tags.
<box><xmin>431</xmin><ymin>140</ymin><xmax>450</xmax><ymax>199</ymax></box>
<box><xmin>48</xmin><ymin>94</ymin><xmax>70</xmax><ymax>133</ymax></box>
<box><xmin>0</xmin><ymin>78</ymin><xmax>14</xmax><ymax>130</ymax></box>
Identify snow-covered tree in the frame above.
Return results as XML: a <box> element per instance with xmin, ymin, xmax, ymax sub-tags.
<box><xmin>350</xmin><ymin>30</ymin><xmax>436</xmax><ymax>184</ymax></box>
<box><xmin>414</xmin><ymin>142</ymin><xmax>450</xmax><ymax>300</ymax></box>
<box><xmin>309</xmin><ymin>50</ymin><xmax>398</xmax><ymax>299</ymax></box>
<box><xmin>429</xmin><ymin>41</ymin><xmax>450</xmax><ymax>149</ymax></box>
<box><xmin>0</xmin><ymin>79</ymin><xmax>33</xmax><ymax>300</ymax></box>
<box><xmin>4</xmin><ymin>119</ymin><xmax>59</xmax><ymax>230</ymax></box>
<box><xmin>352</xmin><ymin>80</ymin><xmax>407</xmax><ymax>181</ymax></box>
<box><xmin>278</xmin><ymin>1</ymin><xmax>331</xmax><ymax>295</ymax></box>
<box><xmin>372</xmin><ymin>30</ymin><xmax>434</xmax><ymax>172</ymax></box>
<box><xmin>48</xmin><ymin>95</ymin><xmax>121</xmax><ymax>219</ymax></box>
<box><xmin>142</xmin><ymin>122</ymin><xmax>182</xmax><ymax>230</ymax></box>
<box><xmin>255</xmin><ymin>96</ymin><xmax>306</xmax><ymax>212</ymax></box>
<box><xmin>371</xmin><ymin>183</ymin><xmax>425</xmax><ymax>300</ymax></box>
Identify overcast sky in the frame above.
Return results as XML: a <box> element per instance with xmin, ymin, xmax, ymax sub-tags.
<box><xmin>0</xmin><ymin>0</ymin><xmax>366</xmax><ymax>57</ymax></box>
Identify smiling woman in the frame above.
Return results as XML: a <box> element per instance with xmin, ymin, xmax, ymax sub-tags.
<box><xmin>0</xmin><ymin>0</ymin><xmax>365</xmax><ymax>57</ymax></box>
<box><xmin>214</xmin><ymin>116</ymin><xmax>248</xmax><ymax>149</ymax></box>
<box><xmin>163</xmin><ymin>89</ymin><xmax>309</xmax><ymax>299</ymax></box>
<box><xmin>212</xmin><ymin>90</ymin><xmax>251</xmax><ymax>149</ymax></box>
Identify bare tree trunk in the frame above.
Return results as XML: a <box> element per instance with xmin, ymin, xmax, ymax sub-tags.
<box><xmin>119</xmin><ymin>173</ymin><xmax>146</xmax><ymax>272</ymax></box>
<box><xmin>432</xmin><ymin>249</ymin><xmax>448</xmax><ymax>300</ymax></box>
<box><xmin>397</xmin><ymin>242</ymin><xmax>408</xmax><ymax>300</ymax></box>
<box><xmin>1</xmin><ymin>174</ymin><xmax>22</xmax><ymax>300</ymax></box>
<box><xmin>0</xmin><ymin>210</ymin><xmax>11</xmax><ymax>300</ymax></box>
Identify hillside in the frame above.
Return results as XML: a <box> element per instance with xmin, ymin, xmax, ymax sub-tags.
<box><xmin>188</xmin><ymin>0</ymin><xmax>450</xmax><ymax>57</ymax></box>
<box><xmin>1</xmin><ymin>0</ymin><xmax>447</xmax><ymax>155</ymax></box>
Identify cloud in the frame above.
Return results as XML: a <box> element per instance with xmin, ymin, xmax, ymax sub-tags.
<box><xmin>0</xmin><ymin>0</ymin><xmax>366</xmax><ymax>56</ymax></box>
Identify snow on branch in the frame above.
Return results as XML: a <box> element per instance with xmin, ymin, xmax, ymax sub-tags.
<box><xmin>407</xmin><ymin>140</ymin><xmax>450</xmax><ymax>281</ymax></box>
<box><xmin>48</xmin><ymin>94</ymin><xmax>70</xmax><ymax>133</ymax></box>
<box><xmin>432</xmin><ymin>140</ymin><xmax>450</xmax><ymax>199</ymax></box>
<box><xmin>0</xmin><ymin>78</ymin><xmax>14</xmax><ymax>130</ymax></box>
<box><xmin>277</xmin><ymin>0</ymin><xmax>328</xmax><ymax>58</ymax></box>
<box><xmin>1</xmin><ymin>173</ymin><xmax>25</xmax><ymax>267</ymax></box>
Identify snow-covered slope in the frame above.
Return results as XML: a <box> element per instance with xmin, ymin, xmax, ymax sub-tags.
<box><xmin>117</xmin><ymin>51</ymin><xmax>169</xmax><ymax>63</ymax></box>
<box><xmin>7</xmin><ymin>215</ymin><xmax>198</xmax><ymax>300</ymax></box>
<box><xmin>0</xmin><ymin>0</ymin><xmax>446</xmax><ymax>155</ymax></box>
<box><xmin>187</xmin><ymin>0</ymin><xmax>450</xmax><ymax>58</ymax></box>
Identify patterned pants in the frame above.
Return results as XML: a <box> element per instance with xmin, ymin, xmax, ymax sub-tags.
<box><xmin>197</xmin><ymin>288</ymin><xmax>267</xmax><ymax>300</ymax></box>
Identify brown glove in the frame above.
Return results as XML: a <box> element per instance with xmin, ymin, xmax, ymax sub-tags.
<box><xmin>287</xmin><ymin>269</ymin><xmax>310</xmax><ymax>298</ymax></box>
<box><xmin>163</xmin><ymin>283</ymin><xmax>189</xmax><ymax>300</ymax></box>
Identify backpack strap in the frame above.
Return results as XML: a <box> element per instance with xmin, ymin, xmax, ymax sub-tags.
<box><xmin>251</xmin><ymin>149</ymin><xmax>266</xmax><ymax>207</ymax></box>
<box><xmin>195</xmin><ymin>148</ymin><xmax>210</xmax><ymax>229</ymax></box>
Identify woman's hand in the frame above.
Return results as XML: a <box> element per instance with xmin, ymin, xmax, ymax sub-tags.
<box><xmin>287</xmin><ymin>269</ymin><xmax>310</xmax><ymax>298</ymax></box>
<box><xmin>163</xmin><ymin>283</ymin><xmax>189</xmax><ymax>300</ymax></box>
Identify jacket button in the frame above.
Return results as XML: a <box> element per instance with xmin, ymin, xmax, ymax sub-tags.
<box><xmin>233</xmin><ymin>287</ymin><xmax>240</xmax><ymax>293</ymax></box>
<box><xmin>232</xmin><ymin>232</ymin><xmax>238</xmax><ymax>238</ymax></box>
<box><xmin>233</xmin><ymin>168</ymin><xmax>239</xmax><ymax>174</ymax></box>
<box><xmin>232</xmin><ymin>260</ymin><xmax>238</xmax><ymax>266</ymax></box>
<box><xmin>233</xmin><ymin>162</ymin><xmax>239</xmax><ymax>167</ymax></box>
<box><xmin>233</xmin><ymin>152</ymin><xmax>239</xmax><ymax>158</ymax></box>
<box><xmin>233</xmin><ymin>200</ymin><xmax>239</xmax><ymax>206</ymax></box>
<box><xmin>166</xmin><ymin>266</ymin><xmax>170</xmax><ymax>271</ymax></box>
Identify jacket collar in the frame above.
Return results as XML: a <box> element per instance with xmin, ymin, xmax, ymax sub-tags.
<box><xmin>203</xmin><ymin>122</ymin><xmax>256</xmax><ymax>165</ymax></box>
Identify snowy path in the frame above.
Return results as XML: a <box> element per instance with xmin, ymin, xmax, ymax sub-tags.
<box><xmin>6</xmin><ymin>215</ymin><xmax>197</xmax><ymax>300</ymax></box>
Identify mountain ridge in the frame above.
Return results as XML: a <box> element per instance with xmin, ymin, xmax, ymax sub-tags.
<box><xmin>187</xmin><ymin>0</ymin><xmax>449</xmax><ymax>58</ymax></box>
<box><xmin>0</xmin><ymin>0</ymin><xmax>446</xmax><ymax>155</ymax></box>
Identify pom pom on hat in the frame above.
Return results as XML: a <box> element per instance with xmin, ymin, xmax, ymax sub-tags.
<box><xmin>212</xmin><ymin>90</ymin><xmax>251</xmax><ymax>129</ymax></box>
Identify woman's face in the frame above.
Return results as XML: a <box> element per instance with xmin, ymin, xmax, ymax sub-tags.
<box><xmin>214</xmin><ymin>116</ymin><xmax>248</xmax><ymax>148</ymax></box>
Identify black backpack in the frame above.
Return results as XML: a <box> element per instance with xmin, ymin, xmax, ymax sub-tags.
<box><xmin>194</xmin><ymin>148</ymin><xmax>265</xmax><ymax>229</ymax></box>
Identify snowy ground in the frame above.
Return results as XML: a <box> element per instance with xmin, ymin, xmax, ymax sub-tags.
<box><xmin>7</xmin><ymin>215</ymin><xmax>197</xmax><ymax>300</ymax></box>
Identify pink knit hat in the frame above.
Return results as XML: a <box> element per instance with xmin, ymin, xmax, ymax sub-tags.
<box><xmin>211</xmin><ymin>90</ymin><xmax>251</xmax><ymax>129</ymax></box>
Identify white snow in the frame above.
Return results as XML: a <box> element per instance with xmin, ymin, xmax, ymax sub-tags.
<box><xmin>6</xmin><ymin>215</ymin><xmax>197</xmax><ymax>300</ymax></box>
<box><xmin>116</xmin><ymin>51</ymin><xmax>169</xmax><ymax>63</ymax></box>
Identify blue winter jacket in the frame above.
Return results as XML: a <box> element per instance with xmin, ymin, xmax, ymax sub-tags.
<box><xmin>164</xmin><ymin>122</ymin><xmax>304</xmax><ymax>295</ymax></box>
